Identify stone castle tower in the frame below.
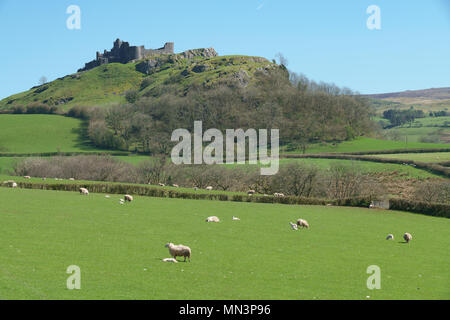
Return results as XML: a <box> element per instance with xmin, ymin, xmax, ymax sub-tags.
<box><xmin>78</xmin><ymin>39</ymin><xmax>174</xmax><ymax>72</ymax></box>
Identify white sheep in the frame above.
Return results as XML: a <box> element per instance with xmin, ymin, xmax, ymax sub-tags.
<box><xmin>296</xmin><ymin>219</ymin><xmax>310</xmax><ymax>229</ymax></box>
<box><xmin>274</xmin><ymin>192</ymin><xmax>285</xmax><ymax>197</ymax></box>
<box><xmin>165</xmin><ymin>243</ymin><xmax>191</xmax><ymax>262</ymax></box>
<box><xmin>247</xmin><ymin>189</ymin><xmax>256</xmax><ymax>195</ymax></box>
<box><xmin>124</xmin><ymin>194</ymin><xmax>133</xmax><ymax>202</ymax></box>
<box><xmin>403</xmin><ymin>232</ymin><xmax>412</xmax><ymax>243</ymax></box>
<box><xmin>206</xmin><ymin>216</ymin><xmax>220</xmax><ymax>222</ymax></box>
<box><xmin>24</xmin><ymin>176</ymin><xmax>31</xmax><ymax>179</ymax></box>
<box><xmin>69</xmin><ymin>178</ymin><xmax>75</xmax><ymax>181</ymax></box>
<box><xmin>12</xmin><ymin>182</ymin><xmax>17</xmax><ymax>188</ymax></box>
<box><xmin>232</xmin><ymin>216</ymin><xmax>240</xmax><ymax>221</ymax></box>
<box><xmin>158</xmin><ymin>183</ymin><xmax>165</xmax><ymax>187</ymax></box>
<box><xmin>162</xmin><ymin>258</ymin><xmax>178</xmax><ymax>263</ymax></box>
<box><xmin>289</xmin><ymin>222</ymin><xmax>298</xmax><ymax>230</ymax></box>
<box><xmin>369</xmin><ymin>201</ymin><xmax>375</xmax><ymax>209</ymax></box>
<box><xmin>79</xmin><ymin>187</ymin><xmax>89</xmax><ymax>195</ymax></box>
<box><xmin>386</xmin><ymin>234</ymin><xmax>394</xmax><ymax>240</ymax></box>
<box><xmin>206</xmin><ymin>186</ymin><xmax>213</xmax><ymax>191</ymax></box>
<box><xmin>172</xmin><ymin>184</ymin><xmax>179</xmax><ymax>188</ymax></box>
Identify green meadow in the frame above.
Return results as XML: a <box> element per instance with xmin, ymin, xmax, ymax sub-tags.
<box><xmin>0</xmin><ymin>187</ymin><xmax>448</xmax><ymax>300</ymax></box>
<box><xmin>0</xmin><ymin>114</ymin><xmax>106</xmax><ymax>154</ymax></box>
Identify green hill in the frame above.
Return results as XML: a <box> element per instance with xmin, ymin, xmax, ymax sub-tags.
<box><xmin>0</xmin><ymin>52</ymin><xmax>277</xmax><ymax>110</ymax></box>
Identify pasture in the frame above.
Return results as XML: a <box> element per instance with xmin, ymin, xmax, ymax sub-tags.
<box><xmin>0</xmin><ymin>114</ymin><xmax>105</xmax><ymax>154</ymax></box>
<box><xmin>0</xmin><ymin>187</ymin><xmax>448</xmax><ymax>300</ymax></box>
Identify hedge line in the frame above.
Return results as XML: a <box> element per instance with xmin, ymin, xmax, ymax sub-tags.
<box><xmin>389</xmin><ymin>198</ymin><xmax>450</xmax><ymax>218</ymax></box>
<box><xmin>0</xmin><ymin>151</ymin><xmax>130</xmax><ymax>157</ymax></box>
<box><xmin>2</xmin><ymin>181</ymin><xmax>447</xmax><ymax>218</ymax></box>
<box><xmin>282</xmin><ymin>154</ymin><xmax>450</xmax><ymax>178</ymax></box>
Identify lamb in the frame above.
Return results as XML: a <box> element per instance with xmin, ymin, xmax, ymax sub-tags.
<box><xmin>3</xmin><ymin>180</ymin><xmax>17</xmax><ymax>188</ymax></box>
<box><xmin>232</xmin><ymin>216</ymin><xmax>240</xmax><ymax>221</ymax></box>
<box><xmin>289</xmin><ymin>222</ymin><xmax>298</xmax><ymax>230</ymax></box>
<box><xmin>206</xmin><ymin>216</ymin><xmax>220</xmax><ymax>222</ymax></box>
<box><xmin>79</xmin><ymin>187</ymin><xmax>89</xmax><ymax>195</ymax></box>
<box><xmin>386</xmin><ymin>234</ymin><xmax>394</xmax><ymax>240</ymax></box>
<box><xmin>69</xmin><ymin>178</ymin><xmax>75</xmax><ymax>181</ymax></box>
<box><xmin>206</xmin><ymin>186</ymin><xmax>213</xmax><ymax>191</ymax></box>
<box><xmin>12</xmin><ymin>182</ymin><xmax>17</xmax><ymax>188</ymax></box>
<box><xmin>158</xmin><ymin>183</ymin><xmax>165</xmax><ymax>187</ymax></box>
<box><xmin>247</xmin><ymin>189</ymin><xmax>256</xmax><ymax>195</ymax></box>
<box><xmin>296</xmin><ymin>219</ymin><xmax>310</xmax><ymax>229</ymax></box>
<box><xmin>403</xmin><ymin>232</ymin><xmax>412</xmax><ymax>243</ymax></box>
<box><xmin>172</xmin><ymin>184</ymin><xmax>179</xmax><ymax>188</ymax></box>
<box><xmin>124</xmin><ymin>194</ymin><xmax>133</xmax><ymax>202</ymax></box>
<box><xmin>274</xmin><ymin>192</ymin><xmax>285</xmax><ymax>197</ymax></box>
<box><xmin>369</xmin><ymin>201</ymin><xmax>375</xmax><ymax>209</ymax></box>
<box><xmin>162</xmin><ymin>258</ymin><xmax>178</xmax><ymax>263</ymax></box>
<box><xmin>165</xmin><ymin>243</ymin><xmax>191</xmax><ymax>262</ymax></box>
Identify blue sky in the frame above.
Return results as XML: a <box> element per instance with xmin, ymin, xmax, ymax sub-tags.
<box><xmin>0</xmin><ymin>0</ymin><xmax>449</xmax><ymax>99</ymax></box>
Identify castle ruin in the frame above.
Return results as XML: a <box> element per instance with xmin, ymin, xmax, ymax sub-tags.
<box><xmin>78</xmin><ymin>39</ymin><xmax>174</xmax><ymax>72</ymax></box>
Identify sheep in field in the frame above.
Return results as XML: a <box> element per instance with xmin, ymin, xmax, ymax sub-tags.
<box><xmin>172</xmin><ymin>184</ymin><xmax>179</xmax><ymax>188</ymax></box>
<box><xmin>386</xmin><ymin>234</ymin><xmax>394</xmax><ymax>240</ymax></box>
<box><xmin>194</xmin><ymin>187</ymin><xmax>198</xmax><ymax>191</ymax></box>
<box><xmin>232</xmin><ymin>216</ymin><xmax>240</xmax><ymax>221</ymax></box>
<box><xmin>79</xmin><ymin>187</ymin><xmax>89</xmax><ymax>195</ymax></box>
<box><xmin>296</xmin><ymin>219</ymin><xmax>310</xmax><ymax>229</ymax></box>
<box><xmin>165</xmin><ymin>243</ymin><xmax>191</xmax><ymax>262</ymax></box>
<box><xmin>24</xmin><ymin>176</ymin><xmax>31</xmax><ymax>179</ymax></box>
<box><xmin>247</xmin><ymin>190</ymin><xmax>256</xmax><ymax>195</ymax></box>
<box><xmin>162</xmin><ymin>258</ymin><xmax>178</xmax><ymax>263</ymax></box>
<box><xmin>206</xmin><ymin>186</ymin><xmax>213</xmax><ymax>191</ymax></box>
<box><xmin>124</xmin><ymin>194</ymin><xmax>133</xmax><ymax>202</ymax></box>
<box><xmin>206</xmin><ymin>216</ymin><xmax>220</xmax><ymax>222</ymax></box>
<box><xmin>69</xmin><ymin>178</ymin><xmax>75</xmax><ymax>181</ymax></box>
<box><xmin>158</xmin><ymin>183</ymin><xmax>165</xmax><ymax>187</ymax></box>
<box><xmin>12</xmin><ymin>182</ymin><xmax>17</xmax><ymax>188</ymax></box>
<box><xmin>3</xmin><ymin>180</ymin><xmax>17</xmax><ymax>188</ymax></box>
<box><xmin>403</xmin><ymin>233</ymin><xmax>412</xmax><ymax>243</ymax></box>
<box><xmin>289</xmin><ymin>222</ymin><xmax>298</xmax><ymax>230</ymax></box>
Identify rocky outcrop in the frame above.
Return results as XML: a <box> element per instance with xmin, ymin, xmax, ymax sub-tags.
<box><xmin>180</xmin><ymin>48</ymin><xmax>218</xmax><ymax>59</ymax></box>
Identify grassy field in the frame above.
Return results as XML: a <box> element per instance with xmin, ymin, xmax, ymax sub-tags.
<box><xmin>0</xmin><ymin>114</ymin><xmax>108</xmax><ymax>154</ymax></box>
<box><xmin>285</xmin><ymin>137</ymin><xmax>449</xmax><ymax>154</ymax></box>
<box><xmin>385</xmin><ymin>127</ymin><xmax>449</xmax><ymax>143</ymax></box>
<box><xmin>0</xmin><ymin>187</ymin><xmax>448</xmax><ymax>300</ymax></box>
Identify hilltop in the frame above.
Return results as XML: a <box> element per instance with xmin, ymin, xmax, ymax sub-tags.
<box><xmin>0</xmin><ymin>40</ymin><xmax>278</xmax><ymax>109</ymax></box>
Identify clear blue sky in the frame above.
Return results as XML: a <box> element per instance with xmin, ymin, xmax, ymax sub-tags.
<box><xmin>0</xmin><ymin>0</ymin><xmax>449</xmax><ymax>99</ymax></box>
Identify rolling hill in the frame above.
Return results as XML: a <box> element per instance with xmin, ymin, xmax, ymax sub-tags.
<box><xmin>0</xmin><ymin>50</ymin><xmax>278</xmax><ymax>110</ymax></box>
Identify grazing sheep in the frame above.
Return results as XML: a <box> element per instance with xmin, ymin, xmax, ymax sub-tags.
<box><xmin>386</xmin><ymin>234</ymin><xmax>394</xmax><ymax>240</ymax></box>
<box><xmin>206</xmin><ymin>216</ymin><xmax>220</xmax><ymax>222</ymax></box>
<box><xmin>162</xmin><ymin>258</ymin><xmax>178</xmax><ymax>263</ymax></box>
<box><xmin>105</xmin><ymin>195</ymin><xmax>110</xmax><ymax>198</ymax></box>
<box><xmin>289</xmin><ymin>222</ymin><xmax>298</xmax><ymax>230</ymax></box>
<box><xmin>232</xmin><ymin>216</ymin><xmax>240</xmax><ymax>221</ymax></box>
<box><xmin>158</xmin><ymin>183</ymin><xmax>165</xmax><ymax>187</ymax></box>
<box><xmin>124</xmin><ymin>194</ymin><xmax>133</xmax><ymax>202</ymax></box>
<box><xmin>247</xmin><ymin>189</ymin><xmax>256</xmax><ymax>195</ymax></box>
<box><xmin>3</xmin><ymin>180</ymin><xmax>17</xmax><ymax>188</ymax></box>
<box><xmin>206</xmin><ymin>186</ymin><xmax>213</xmax><ymax>191</ymax></box>
<box><xmin>24</xmin><ymin>176</ymin><xmax>31</xmax><ymax>179</ymax></box>
<box><xmin>69</xmin><ymin>178</ymin><xmax>75</xmax><ymax>181</ymax></box>
<box><xmin>172</xmin><ymin>184</ymin><xmax>179</xmax><ymax>188</ymax></box>
<box><xmin>403</xmin><ymin>233</ymin><xmax>412</xmax><ymax>243</ymax></box>
<box><xmin>79</xmin><ymin>187</ymin><xmax>89</xmax><ymax>195</ymax></box>
<box><xmin>274</xmin><ymin>192</ymin><xmax>285</xmax><ymax>197</ymax></box>
<box><xmin>369</xmin><ymin>201</ymin><xmax>375</xmax><ymax>209</ymax></box>
<box><xmin>165</xmin><ymin>243</ymin><xmax>191</xmax><ymax>262</ymax></box>
<box><xmin>296</xmin><ymin>219</ymin><xmax>310</xmax><ymax>229</ymax></box>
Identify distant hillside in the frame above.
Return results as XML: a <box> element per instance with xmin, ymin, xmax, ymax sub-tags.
<box><xmin>0</xmin><ymin>50</ymin><xmax>277</xmax><ymax>110</ymax></box>
<box><xmin>365</xmin><ymin>87</ymin><xmax>450</xmax><ymax>106</ymax></box>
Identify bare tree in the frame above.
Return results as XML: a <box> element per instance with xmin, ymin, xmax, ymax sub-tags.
<box><xmin>39</xmin><ymin>76</ymin><xmax>48</xmax><ymax>85</ymax></box>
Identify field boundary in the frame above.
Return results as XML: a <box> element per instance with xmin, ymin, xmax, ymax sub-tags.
<box><xmin>2</xmin><ymin>181</ymin><xmax>448</xmax><ymax>218</ymax></box>
<box><xmin>281</xmin><ymin>154</ymin><xmax>450</xmax><ymax>178</ymax></box>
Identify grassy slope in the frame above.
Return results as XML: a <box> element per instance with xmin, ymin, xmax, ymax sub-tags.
<box><xmin>286</xmin><ymin>137</ymin><xmax>449</xmax><ymax>154</ymax></box>
<box><xmin>0</xmin><ymin>114</ymin><xmax>111</xmax><ymax>154</ymax></box>
<box><xmin>366</xmin><ymin>152</ymin><xmax>450</xmax><ymax>163</ymax></box>
<box><xmin>0</xmin><ymin>187</ymin><xmax>448</xmax><ymax>300</ymax></box>
<box><xmin>0</xmin><ymin>55</ymin><xmax>275</xmax><ymax>110</ymax></box>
